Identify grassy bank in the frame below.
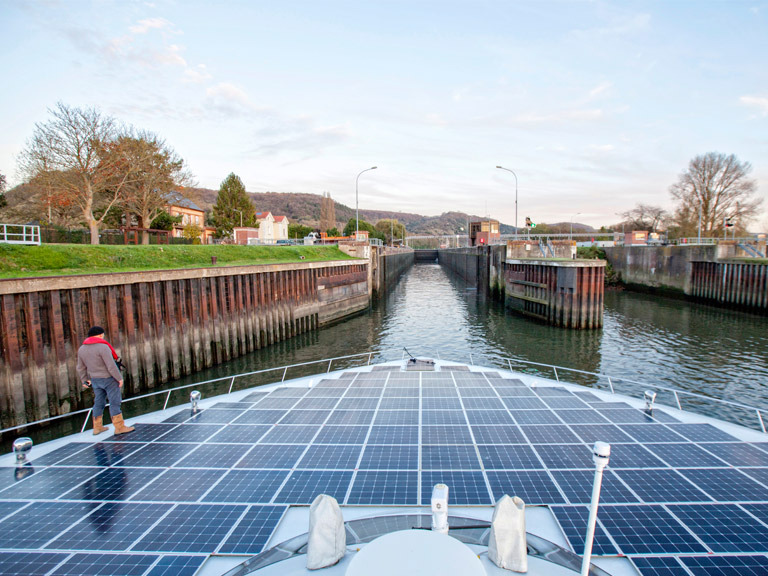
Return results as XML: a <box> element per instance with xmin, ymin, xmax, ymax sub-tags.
<box><xmin>0</xmin><ymin>244</ymin><xmax>357</xmax><ymax>279</ymax></box>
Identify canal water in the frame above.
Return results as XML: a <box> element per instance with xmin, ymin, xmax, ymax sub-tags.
<box><xmin>169</xmin><ymin>262</ymin><xmax>768</xmax><ymax>428</ymax></box>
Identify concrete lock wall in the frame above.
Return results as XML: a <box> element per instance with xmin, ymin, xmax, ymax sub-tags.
<box><xmin>369</xmin><ymin>247</ymin><xmax>414</xmax><ymax>298</ymax></box>
<box><xmin>0</xmin><ymin>260</ymin><xmax>369</xmax><ymax>429</ymax></box>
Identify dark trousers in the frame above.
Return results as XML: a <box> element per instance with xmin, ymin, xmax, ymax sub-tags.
<box><xmin>92</xmin><ymin>377</ymin><xmax>122</xmax><ymax>417</ymax></box>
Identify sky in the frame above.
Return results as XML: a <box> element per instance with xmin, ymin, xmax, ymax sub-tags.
<box><xmin>1</xmin><ymin>0</ymin><xmax>767</xmax><ymax>230</ymax></box>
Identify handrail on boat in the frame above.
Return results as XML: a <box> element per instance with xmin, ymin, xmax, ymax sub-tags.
<box><xmin>1</xmin><ymin>346</ymin><xmax>765</xmax><ymax>437</ymax></box>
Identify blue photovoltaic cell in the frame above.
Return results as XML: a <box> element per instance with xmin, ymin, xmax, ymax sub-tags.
<box><xmin>519</xmin><ymin>425</ymin><xmax>581</xmax><ymax>444</ymax></box>
<box><xmin>359</xmin><ymin>445</ymin><xmax>418</xmax><ymax>469</ymax></box>
<box><xmin>631</xmin><ymin>556</ymin><xmax>689</xmax><ymax>576</ymax></box>
<box><xmin>644</xmin><ymin>443</ymin><xmax>728</xmax><ymax>468</ymax></box>
<box><xmin>56</xmin><ymin>440</ymin><xmax>137</xmax><ymax>467</ymax></box>
<box><xmin>533</xmin><ymin>444</ymin><xmax>595</xmax><ymax>469</ymax></box>
<box><xmin>614</xmin><ymin>469</ymin><xmax>713</xmax><ymax>503</ymax></box>
<box><xmin>598</xmin><ymin>504</ymin><xmax>708</xmax><ymax>555</ymax></box>
<box><xmin>741</xmin><ymin>469</ymin><xmax>768</xmax><ymax>488</ymax></box>
<box><xmin>471</xmin><ymin>425</ymin><xmax>526</xmax><ymax>444</ymax></box>
<box><xmin>420</xmin><ymin>471</ymin><xmax>492</xmax><ymax>505</ymax></box>
<box><xmin>0</xmin><ymin>467</ymin><xmax>100</xmax><ymax>500</ymax></box>
<box><xmin>103</xmin><ymin>424</ymin><xmax>177</xmax><ymax>443</ymax></box>
<box><xmin>267</xmin><ymin>388</ymin><xmax>308</xmax><ymax>397</ymax></box>
<box><xmin>66</xmin><ymin>467</ymin><xmax>161</xmax><ymax>501</ymax></box>
<box><xmin>29</xmin><ymin>443</ymin><xmax>90</xmax><ymax>466</ymax></box>
<box><xmin>297</xmin><ymin>445</ymin><xmax>363</xmax><ymax>469</ymax></box>
<box><xmin>648</xmin><ymin>410</ymin><xmax>680</xmax><ymax>423</ymax></box>
<box><xmin>240</xmin><ymin>392</ymin><xmax>268</xmax><ymax>402</ymax></box>
<box><xmin>599</xmin><ymin>409</ymin><xmax>655</xmax><ymax>424</ymax></box>
<box><xmin>336</xmin><ymin>398</ymin><xmax>380</xmax><ymax>410</ymax></box>
<box><xmin>620</xmin><ymin>424</ymin><xmax>687</xmax><ymax>443</ymax></box>
<box><xmin>534</xmin><ymin>387</ymin><xmax>573</xmax><ymax>397</ymax></box>
<box><xmin>145</xmin><ymin>555</ymin><xmax>207</xmax><ymax>576</ymax></box>
<box><xmin>133</xmin><ymin>504</ymin><xmax>246</xmax><ymax>553</ymax></box>
<box><xmin>367</xmin><ymin>426</ymin><xmax>419</xmax><ymax>444</ymax></box>
<box><xmin>293</xmin><ymin>397</ymin><xmax>338</xmax><ymax>409</ymax></box>
<box><xmin>667</xmin><ymin>423</ymin><xmax>739</xmax><ymax>442</ymax></box>
<box><xmin>152</xmin><ymin>424</ymin><xmax>223</xmax><ymax>443</ymax></box>
<box><xmin>314</xmin><ymin>425</ymin><xmax>370</xmax><ymax>444</ymax></box>
<box><xmin>305</xmin><ymin>387</ymin><xmax>346</xmax><ymax>398</ymax></box>
<box><xmin>174</xmin><ymin>443</ymin><xmax>251</xmax><ymax>468</ymax></box>
<box><xmin>344</xmin><ymin>388</ymin><xmax>383</xmax><ymax>398</ymax></box>
<box><xmin>0</xmin><ymin>552</ymin><xmax>69</xmax><ymax>576</ymax></box>
<box><xmin>551</xmin><ymin>506</ymin><xmax>618</xmax><ymax>555</ymax></box>
<box><xmin>163</xmin><ymin>410</ymin><xmax>196</xmax><ymax>423</ymax></box>
<box><xmin>46</xmin><ymin>503</ymin><xmax>172</xmax><ymax>551</ymax></box>
<box><xmin>477</xmin><ymin>444</ymin><xmax>542</xmax><ymax>470</ymax></box>
<box><xmin>465</xmin><ymin>410</ymin><xmax>513</xmax><ymax>425</ymax></box>
<box><xmin>278</xmin><ymin>410</ymin><xmax>331</xmax><ymax>425</ymax></box>
<box><xmin>698</xmin><ymin>442</ymin><xmax>768</xmax><ymax>467</ymax></box>
<box><xmin>422</xmin><ymin>445</ymin><xmax>482</xmax><ymax>470</ymax></box>
<box><xmin>495</xmin><ymin>387</ymin><xmax>536</xmax><ymax>397</ymax></box>
<box><xmin>177</xmin><ymin>410</ymin><xmax>244</xmax><ymax>424</ymax></box>
<box><xmin>0</xmin><ymin>501</ymin><xmax>94</xmax><ymax>548</ymax></box>
<box><xmin>383</xmin><ymin>387</ymin><xmax>419</xmax><ymax>397</ymax></box>
<box><xmin>232</xmin><ymin>410</ymin><xmax>286</xmax><ymax>424</ymax></box>
<box><xmin>679</xmin><ymin>468</ymin><xmax>768</xmax><ymax>501</ymax></box>
<box><xmin>551</xmin><ymin>469</ymin><xmax>639</xmax><ymax>504</ymax></box>
<box><xmin>218</xmin><ymin>505</ymin><xmax>286</xmax><ymax>554</ymax></box>
<box><xmin>667</xmin><ymin>503</ymin><xmax>768</xmax><ymax>553</ymax></box>
<box><xmin>458</xmin><ymin>388</ymin><xmax>496</xmax><ymax>398</ymax></box>
<box><xmin>273</xmin><ymin>471</ymin><xmax>354</xmax><ymax>504</ymax></box>
<box><xmin>486</xmin><ymin>471</ymin><xmax>566</xmax><ymax>504</ymax></box>
<box><xmin>573</xmin><ymin>391</ymin><xmax>602</xmax><ymax>402</ymax></box>
<box><xmin>422</xmin><ymin>410</ymin><xmax>466</xmax><ymax>425</ymax></box>
<box><xmin>502</xmin><ymin>397</ymin><xmax>547</xmax><ymax>410</ymax></box>
<box><xmin>49</xmin><ymin>553</ymin><xmax>157</xmax><ymax>575</ymax></box>
<box><xmin>555</xmin><ymin>409</ymin><xmax>610</xmax><ymax>425</ymax></box>
<box><xmin>202</xmin><ymin>470</ymin><xmax>288</xmax><ymax>503</ymax></box>
<box><xmin>680</xmin><ymin>555</ymin><xmax>768</xmax><ymax>575</ymax></box>
<box><xmin>235</xmin><ymin>445</ymin><xmax>305</xmax><ymax>469</ymax></box>
<box><xmin>462</xmin><ymin>397</ymin><xmax>505</xmax><ymax>410</ymax></box>
<box><xmin>210</xmin><ymin>402</ymin><xmax>250</xmax><ymax>410</ymax></box>
<box><xmin>132</xmin><ymin>469</ymin><xmax>223</xmax><ymax>502</ymax></box>
<box><xmin>379</xmin><ymin>397</ymin><xmax>419</xmax><ymax>410</ymax></box>
<box><xmin>509</xmin><ymin>410</ymin><xmax>561</xmax><ymax>425</ymax></box>
<box><xmin>421</xmin><ymin>397</ymin><xmax>462</xmax><ymax>409</ymax></box>
<box><xmin>541</xmin><ymin>397</ymin><xmax>587</xmax><ymax>409</ymax></box>
<box><xmin>116</xmin><ymin>443</ymin><xmax>197</xmax><ymax>468</ymax></box>
<box><xmin>0</xmin><ymin>501</ymin><xmax>28</xmax><ymax>521</ymax></box>
<box><xmin>251</xmin><ymin>397</ymin><xmax>300</xmax><ymax>410</ymax></box>
<box><xmin>347</xmin><ymin>470</ymin><xmax>419</xmax><ymax>505</ymax></box>
<box><xmin>422</xmin><ymin>425</ymin><xmax>473</xmax><ymax>444</ymax></box>
<box><xmin>604</xmin><ymin>444</ymin><xmax>668</xmax><ymax>469</ymax></box>
<box><xmin>326</xmin><ymin>410</ymin><xmax>375</xmax><ymax>425</ymax></box>
<box><xmin>568</xmin><ymin>424</ymin><xmax>634</xmax><ymax>443</ymax></box>
<box><xmin>421</xmin><ymin>388</ymin><xmax>458</xmax><ymax>398</ymax></box>
<box><xmin>259</xmin><ymin>425</ymin><xmax>320</xmax><ymax>444</ymax></box>
<box><xmin>0</xmin><ymin>468</ymin><xmax>28</xmax><ymax>493</ymax></box>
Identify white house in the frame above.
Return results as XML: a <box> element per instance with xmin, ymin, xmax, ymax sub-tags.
<box><xmin>253</xmin><ymin>212</ymin><xmax>289</xmax><ymax>244</ymax></box>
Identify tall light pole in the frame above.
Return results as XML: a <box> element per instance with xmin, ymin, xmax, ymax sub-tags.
<box><xmin>496</xmin><ymin>166</ymin><xmax>518</xmax><ymax>239</ymax></box>
<box><xmin>232</xmin><ymin>208</ymin><xmax>243</xmax><ymax>227</ymax></box>
<box><xmin>356</xmin><ymin>166</ymin><xmax>377</xmax><ymax>238</ymax></box>
<box><xmin>571</xmin><ymin>212</ymin><xmax>582</xmax><ymax>240</ymax></box>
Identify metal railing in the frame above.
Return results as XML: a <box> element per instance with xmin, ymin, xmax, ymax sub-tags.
<box><xmin>0</xmin><ymin>224</ymin><xmax>41</xmax><ymax>245</ymax></box>
<box><xmin>1</xmin><ymin>346</ymin><xmax>765</xmax><ymax>437</ymax></box>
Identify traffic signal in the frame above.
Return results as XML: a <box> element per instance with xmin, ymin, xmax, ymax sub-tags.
<box><xmin>525</xmin><ymin>217</ymin><xmax>536</xmax><ymax>228</ymax></box>
<box><xmin>725</xmin><ymin>217</ymin><xmax>735</xmax><ymax>228</ymax></box>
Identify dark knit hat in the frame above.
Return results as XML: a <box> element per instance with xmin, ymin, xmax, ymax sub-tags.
<box><xmin>87</xmin><ymin>326</ymin><xmax>105</xmax><ymax>337</ymax></box>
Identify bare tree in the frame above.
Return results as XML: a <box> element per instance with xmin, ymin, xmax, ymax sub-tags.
<box><xmin>109</xmin><ymin>131</ymin><xmax>192</xmax><ymax>244</ymax></box>
<box><xmin>0</xmin><ymin>171</ymin><xmax>6</xmax><ymax>208</ymax></box>
<box><xmin>670</xmin><ymin>152</ymin><xmax>762</xmax><ymax>237</ymax></box>
<box><xmin>17</xmin><ymin>103</ymin><xmax>132</xmax><ymax>244</ymax></box>
<box><xmin>618</xmin><ymin>203</ymin><xmax>669</xmax><ymax>232</ymax></box>
<box><xmin>320</xmin><ymin>191</ymin><xmax>336</xmax><ymax>234</ymax></box>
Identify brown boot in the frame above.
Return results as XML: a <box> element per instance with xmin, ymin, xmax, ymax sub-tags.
<box><xmin>112</xmin><ymin>414</ymin><xmax>135</xmax><ymax>435</ymax></box>
<box><xmin>93</xmin><ymin>416</ymin><xmax>109</xmax><ymax>435</ymax></box>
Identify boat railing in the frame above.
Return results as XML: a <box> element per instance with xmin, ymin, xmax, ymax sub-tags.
<box><xmin>1</xmin><ymin>347</ymin><xmax>765</xmax><ymax>438</ymax></box>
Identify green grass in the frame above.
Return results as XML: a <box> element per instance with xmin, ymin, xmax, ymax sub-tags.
<box><xmin>0</xmin><ymin>244</ymin><xmax>358</xmax><ymax>279</ymax></box>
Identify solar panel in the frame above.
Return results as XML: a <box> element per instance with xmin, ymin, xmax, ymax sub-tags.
<box><xmin>471</xmin><ymin>425</ymin><xmax>526</xmax><ymax>444</ymax></box>
<box><xmin>597</xmin><ymin>504</ymin><xmax>708</xmax><ymax>555</ymax></box>
<box><xmin>457</xmin><ymin>387</ymin><xmax>496</xmax><ymax>398</ymax></box>
<box><xmin>541</xmin><ymin>397</ymin><xmax>588</xmax><ymax>409</ymax></box>
<box><xmin>29</xmin><ymin>443</ymin><xmax>90</xmax><ymax>466</ymax></box>
<box><xmin>65</xmin><ymin>467</ymin><xmax>160</xmax><ymax>501</ymax></box>
<box><xmin>0</xmin><ymin>501</ymin><xmax>29</xmax><ymax>522</ymax></box>
<box><xmin>50</xmin><ymin>552</ymin><xmax>158</xmax><ymax>575</ymax></box>
<box><xmin>630</xmin><ymin>556</ymin><xmax>689</xmax><ymax>576</ymax></box>
<box><xmin>235</xmin><ymin>445</ymin><xmax>305</xmax><ymax>469</ymax></box>
<box><xmin>378</xmin><ymin>397</ymin><xmax>419</xmax><ymax>410</ymax></box>
<box><xmin>335</xmin><ymin>397</ymin><xmax>380</xmax><ymax>410</ymax></box>
<box><xmin>57</xmin><ymin>442</ymin><xmax>143</xmax><ymax>467</ymax></box>
<box><xmin>643</xmin><ymin>443</ymin><xmax>728</xmax><ymax>468</ymax></box>
<box><xmin>116</xmin><ymin>443</ymin><xmax>197</xmax><ymax>468</ymax></box>
<box><xmin>314</xmin><ymin>425</ymin><xmax>370</xmax><ymax>444</ymax></box>
<box><xmin>240</xmin><ymin>392</ymin><xmax>269</xmax><ymax>402</ymax></box>
<box><xmin>367</xmin><ymin>426</ymin><xmax>419</xmax><ymax>445</ymax></box>
<box><xmin>103</xmin><ymin>424</ymin><xmax>177</xmax><ymax>442</ymax></box>
<box><xmin>382</xmin><ymin>386</ymin><xmax>419</xmax><ymax>397</ymax></box>
<box><xmin>0</xmin><ymin>467</ymin><xmax>101</xmax><ymax>500</ymax></box>
<box><xmin>154</xmin><ymin>424</ymin><xmax>223</xmax><ymax>443</ymax></box>
<box><xmin>614</xmin><ymin>469</ymin><xmax>713</xmax><ymax>503</ymax></box>
<box><xmin>293</xmin><ymin>397</ymin><xmax>339</xmax><ymax>409</ymax></box>
<box><xmin>251</xmin><ymin>397</ymin><xmax>301</xmax><ymax>410</ymax></box>
<box><xmin>604</xmin><ymin>444</ymin><xmax>668</xmax><ymax>469</ymax></box>
<box><xmin>210</xmin><ymin>402</ymin><xmax>250</xmax><ymax>410</ymax></box>
<box><xmin>217</xmin><ymin>505</ymin><xmax>286</xmax><ymax>554</ymax></box>
<box><xmin>477</xmin><ymin>444</ymin><xmax>543</xmax><ymax>469</ymax></box>
<box><xmin>133</xmin><ymin>504</ymin><xmax>246</xmax><ymax>553</ymax></box>
<box><xmin>421</xmin><ymin>471</ymin><xmax>492</xmax><ymax>505</ymax></box>
<box><xmin>598</xmin><ymin>409</ymin><xmax>655</xmax><ymax>424</ymax></box>
<box><xmin>266</xmin><ymin>388</ymin><xmax>307</xmax><ymax>397</ymax></box>
<box><xmin>132</xmin><ymin>469</ymin><xmax>223</xmax><ymax>502</ymax></box>
<box><xmin>174</xmin><ymin>443</ymin><xmax>251</xmax><ymax>468</ymax></box>
<box><xmin>422</xmin><ymin>387</ymin><xmax>458</xmax><ymax>397</ymax></box>
<box><xmin>422</xmin><ymin>410</ymin><xmax>466</xmax><ymax>425</ymax></box>
<box><xmin>422</xmin><ymin>397</ymin><xmax>462</xmax><ymax>409</ymax></box>
<box><xmin>347</xmin><ymin>470</ymin><xmax>419</xmax><ymax>505</ymax></box>
<box><xmin>278</xmin><ymin>410</ymin><xmax>331</xmax><ymax>425</ymax></box>
<box><xmin>422</xmin><ymin>445</ymin><xmax>482</xmax><ymax>470</ymax></box>
<box><xmin>678</xmin><ymin>468</ymin><xmax>768</xmax><ymax>501</ymax></box>
<box><xmin>486</xmin><ymin>470</ymin><xmax>565</xmax><ymax>504</ymax></box>
<box><xmin>679</xmin><ymin>554</ymin><xmax>768</xmax><ymax>575</ymax></box>
<box><xmin>534</xmin><ymin>387</ymin><xmax>573</xmax><ymax>397</ymax></box>
<box><xmin>326</xmin><ymin>410</ymin><xmax>375</xmax><ymax>425</ymax></box>
<box><xmin>232</xmin><ymin>409</ymin><xmax>285</xmax><ymax>424</ymax></box>
<box><xmin>495</xmin><ymin>387</ymin><xmax>536</xmax><ymax>397</ymax></box>
<box><xmin>273</xmin><ymin>471</ymin><xmax>354</xmax><ymax>504</ymax></box>
<box><xmin>533</xmin><ymin>444</ymin><xmax>595</xmax><ymax>469</ymax></box>
<box><xmin>305</xmin><ymin>387</ymin><xmax>346</xmax><ymax>398</ymax></box>
<box><xmin>698</xmin><ymin>442</ymin><xmax>768</xmax><ymax>467</ymax></box>
<box><xmin>374</xmin><ymin>411</ymin><xmax>419</xmax><ymax>426</ymax></box>
<box><xmin>551</xmin><ymin>505</ymin><xmax>618</xmax><ymax>555</ymax></box>
<box><xmin>297</xmin><ymin>445</ymin><xmax>363</xmax><ymax>469</ymax></box>
<box><xmin>519</xmin><ymin>424</ymin><xmax>582</xmax><ymax>444</ymax></box>
<box><xmin>568</xmin><ymin>424</ymin><xmax>634</xmax><ymax>443</ymax></box>
<box><xmin>0</xmin><ymin>552</ymin><xmax>69</xmax><ymax>576</ymax></box>
<box><xmin>145</xmin><ymin>555</ymin><xmax>207</xmax><ymax>576</ymax></box>
<box><xmin>46</xmin><ymin>503</ymin><xmax>172</xmax><ymax>550</ymax></box>
<box><xmin>359</xmin><ymin>445</ymin><xmax>418</xmax><ymax>469</ymax></box>
<box><xmin>667</xmin><ymin>503</ymin><xmax>768</xmax><ymax>553</ymax></box>
<box><xmin>178</xmin><ymin>409</ymin><xmax>244</xmax><ymax>424</ymax></box>
<box><xmin>344</xmin><ymin>387</ymin><xmax>383</xmax><ymax>398</ymax></box>
<box><xmin>667</xmin><ymin>424</ymin><xmax>739</xmax><ymax>442</ymax></box>
<box><xmin>502</xmin><ymin>397</ymin><xmax>548</xmax><ymax>410</ymax></box>
<box><xmin>552</xmin><ymin>469</ymin><xmax>639</xmax><ymax>504</ymax></box>
<box><xmin>258</xmin><ymin>425</ymin><xmax>320</xmax><ymax>444</ymax></box>
<box><xmin>202</xmin><ymin>470</ymin><xmax>288</xmax><ymax>503</ymax></box>
<box><xmin>509</xmin><ymin>410</ymin><xmax>562</xmax><ymax>425</ymax></box>
<box><xmin>462</xmin><ymin>397</ymin><xmax>505</xmax><ymax>410</ymax></box>
<box><xmin>465</xmin><ymin>410</ymin><xmax>513</xmax><ymax>425</ymax></box>
<box><xmin>421</xmin><ymin>425</ymin><xmax>473</xmax><ymax>444</ymax></box>
<box><xmin>0</xmin><ymin>501</ymin><xmax>94</xmax><ymax>548</ymax></box>
<box><xmin>554</xmin><ymin>409</ymin><xmax>610</xmax><ymax>425</ymax></box>
<box><xmin>620</xmin><ymin>424</ymin><xmax>687</xmax><ymax>443</ymax></box>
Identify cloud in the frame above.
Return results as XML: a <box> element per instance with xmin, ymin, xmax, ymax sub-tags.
<box><xmin>509</xmin><ymin>108</ymin><xmax>604</xmax><ymax>126</ymax></box>
<box><xmin>249</xmin><ymin>117</ymin><xmax>350</xmax><ymax>159</ymax></box>
<box><xmin>740</xmin><ymin>95</ymin><xmax>768</xmax><ymax>117</ymax></box>
<box><xmin>588</xmin><ymin>81</ymin><xmax>613</xmax><ymax>100</ymax></box>
<box><xmin>129</xmin><ymin>17</ymin><xmax>173</xmax><ymax>35</ymax></box>
<box><xmin>184</xmin><ymin>64</ymin><xmax>213</xmax><ymax>84</ymax></box>
<box><xmin>204</xmin><ymin>83</ymin><xmax>257</xmax><ymax>115</ymax></box>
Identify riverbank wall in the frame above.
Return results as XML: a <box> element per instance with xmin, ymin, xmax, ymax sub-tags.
<box><xmin>0</xmin><ymin>260</ymin><xmax>369</xmax><ymax>428</ymax></box>
<box><xmin>370</xmin><ymin>247</ymin><xmax>415</xmax><ymax>298</ymax></box>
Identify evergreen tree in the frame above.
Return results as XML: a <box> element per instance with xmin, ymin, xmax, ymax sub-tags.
<box><xmin>212</xmin><ymin>173</ymin><xmax>254</xmax><ymax>238</ymax></box>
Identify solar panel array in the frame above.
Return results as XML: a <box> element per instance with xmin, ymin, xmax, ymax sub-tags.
<box><xmin>2</xmin><ymin>367</ymin><xmax>768</xmax><ymax>575</ymax></box>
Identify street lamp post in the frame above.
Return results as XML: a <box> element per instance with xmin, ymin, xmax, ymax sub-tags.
<box><xmin>496</xmin><ymin>166</ymin><xmax>518</xmax><ymax>239</ymax></box>
<box><xmin>356</xmin><ymin>166</ymin><xmax>377</xmax><ymax>238</ymax></box>
<box><xmin>571</xmin><ymin>212</ymin><xmax>582</xmax><ymax>240</ymax></box>
<box><xmin>233</xmin><ymin>209</ymin><xmax>243</xmax><ymax>228</ymax></box>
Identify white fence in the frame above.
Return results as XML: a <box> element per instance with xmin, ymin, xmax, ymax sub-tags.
<box><xmin>0</xmin><ymin>224</ymin><xmax>41</xmax><ymax>245</ymax></box>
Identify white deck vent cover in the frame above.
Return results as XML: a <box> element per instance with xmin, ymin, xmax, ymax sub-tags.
<box><xmin>488</xmin><ymin>495</ymin><xmax>527</xmax><ymax>572</ymax></box>
<box><xmin>307</xmin><ymin>494</ymin><xmax>346</xmax><ymax>570</ymax></box>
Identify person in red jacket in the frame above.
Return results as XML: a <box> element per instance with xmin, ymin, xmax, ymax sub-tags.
<box><xmin>77</xmin><ymin>326</ymin><xmax>134</xmax><ymax>435</ymax></box>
